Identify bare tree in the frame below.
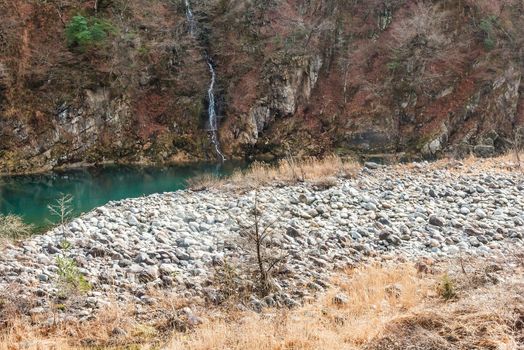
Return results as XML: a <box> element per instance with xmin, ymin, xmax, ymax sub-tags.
<box><xmin>47</xmin><ymin>193</ymin><xmax>74</xmax><ymax>240</ymax></box>
<box><xmin>240</xmin><ymin>190</ymin><xmax>287</xmax><ymax>293</ymax></box>
<box><xmin>510</xmin><ymin>130</ymin><xmax>523</xmax><ymax>171</ymax></box>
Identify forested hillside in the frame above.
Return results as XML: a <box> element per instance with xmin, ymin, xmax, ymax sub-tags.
<box><xmin>1</xmin><ymin>0</ymin><xmax>524</xmax><ymax>173</ymax></box>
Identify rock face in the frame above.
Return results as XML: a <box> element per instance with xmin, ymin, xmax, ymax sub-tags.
<box><xmin>244</xmin><ymin>55</ymin><xmax>323</xmax><ymax>144</ymax></box>
<box><xmin>2</xmin><ymin>1</ymin><xmax>524</xmax><ymax>173</ymax></box>
<box><xmin>0</xmin><ymin>160</ymin><xmax>522</xmax><ymax>315</ymax></box>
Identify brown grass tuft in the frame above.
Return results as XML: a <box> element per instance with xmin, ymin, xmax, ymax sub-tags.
<box><xmin>396</xmin><ymin>151</ymin><xmax>524</xmax><ymax>175</ymax></box>
<box><xmin>186</xmin><ymin>173</ymin><xmax>223</xmax><ymax>191</ymax></box>
<box><xmin>188</xmin><ymin>155</ymin><xmax>360</xmax><ymax>191</ymax></box>
<box><xmin>0</xmin><ymin>214</ymin><xmax>33</xmax><ymax>240</ymax></box>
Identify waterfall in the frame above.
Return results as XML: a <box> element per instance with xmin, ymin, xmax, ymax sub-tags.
<box><xmin>183</xmin><ymin>0</ymin><xmax>226</xmax><ymax>162</ymax></box>
<box><xmin>206</xmin><ymin>60</ymin><xmax>226</xmax><ymax>161</ymax></box>
<box><xmin>184</xmin><ymin>0</ymin><xmax>196</xmax><ymax>35</ymax></box>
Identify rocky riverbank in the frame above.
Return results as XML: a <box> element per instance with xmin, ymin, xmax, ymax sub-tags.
<box><xmin>1</xmin><ymin>159</ymin><xmax>523</xmax><ymax>321</ymax></box>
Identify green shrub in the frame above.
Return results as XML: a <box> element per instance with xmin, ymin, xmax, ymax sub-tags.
<box><xmin>284</xmin><ymin>27</ymin><xmax>309</xmax><ymax>52</ymax></box>
<box><xmin>65</xmin><ymin>15</ymin><xmax>114</xmax><ymax>49</ymax></box>
<box><xmin>387</xmin><ymin>60</ymin><xmax>401</xmax><ymax>71</ymax></box>
<box><xmin>438</xmin><ymin>274</ymin><xmax>456</xmax><ymax>300</ymax></box>
<box><xmin>387</xmin><ymin>49</ymin><xmax>402</xmax><ymax>72</ymax></box>
<box><xmin>0</xmin><ymin>214</ymin><xmax>33</xmax><ymax>240</ymax></box>
<box><xmin>56</xmin><ymin>256</ymin><xmax>92</xmax><ymax>294</ymax></box>
<box><xmin>138</xmin><ymin>45</ymin><xmax>150</xmax><ymax>56</ymax></box>
<box><xmin>483</xmin><ymin>37</ymin><xmax>496</xmax><ymax>51</ymax></box>
<box><xmin>479</xmin><ymin>16</ymin><xmax>498</xmax><ymax>51</ymax></box>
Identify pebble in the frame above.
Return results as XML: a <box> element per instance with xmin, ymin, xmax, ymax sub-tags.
<box><xmin>332</xmin><ymin>293</ymin><xmax>350</xmax><ymax>305</ymax></box>
<box><xmin>476</xmin><ymin>209</ymin><xmax>487</xmax><ymax>219</ymax></box>
<box><xmin>429</xmin><ymin>215</ymin><xmax>446</xmax><ymax>227</ymax></box>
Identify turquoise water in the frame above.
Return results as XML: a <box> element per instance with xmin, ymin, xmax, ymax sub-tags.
<box><xmin>0</xmin><ymin>162</ymin><xmax>243</xmax><ymax>231</ymax></box>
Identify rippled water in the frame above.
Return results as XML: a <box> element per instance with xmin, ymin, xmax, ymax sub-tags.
<box><xmin>0</xmin><ymin>162</ymin><xmax>244</xmax><ymax>230</ymax></box>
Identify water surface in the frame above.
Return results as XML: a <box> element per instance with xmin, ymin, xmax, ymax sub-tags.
<box><xmin>0</xmin><ymin>162</ymin><xmax>243</xmax><ymax>230</ymax></box>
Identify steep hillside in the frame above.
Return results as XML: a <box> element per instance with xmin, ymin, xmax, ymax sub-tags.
<box><xmin>1</xmin><ymin>0</ymin><xmax>524</xmax><ymax>173</ymax></box>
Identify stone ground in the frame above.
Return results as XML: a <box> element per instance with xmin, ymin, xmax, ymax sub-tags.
<box><xmin>0</xmin><ymin>159</ymin><xmax>523</xmax><ymax>320</ymax></box>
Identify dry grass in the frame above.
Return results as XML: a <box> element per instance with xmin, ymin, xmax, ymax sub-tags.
<box><xmin>190</xmin><ymin>151</ymin><xmax>524</xmax><ymax>192</ymax></box>
<box><xmin>168</xmin><ymin>264</ymin><xmax>431</xmax><ymax>350</ymax></box>
<box><xmin>0</xmin><ymin>287</ymin><xmax>200</xmax><ymax>350</ymax></box>
<box><xmin>169</xmin><ymin>262</ymin><xmax>524</xmax><ymax>350</ymax></box>
<box><xmin>0</xmin><ymin>262</ymin><xmax>522</xmax><ymax>350</ymax></box>
<box><xmin>2</xmin><ymin>286</ymin><xmax>212</xmax><ymax>349</ymax></box>
<box><xmin>457</xmin><ymin>151</ymin><xmax>524</xmax><ymax>173</ymax></box>
<box><xmin>0</xmin><ymin>214</ymin><xmax>33</xmax><ymax>240</ymax></box>
<box><xmin>395</xmin><ymin>150</ymin><xmax>524</xmax><ymax>176</ymax></box>
<box><xmin>368</xmin><ymin>285</ymin><xmax>522</xmax><ymax>349</ymax></box>
<box><xmin>0</xmin><ymin>303</ymin><xmax>140</xmax><ymax>350</ymax></box>
<box><xmin>187</xmin><ymin>155</ymin><xmax>360</xmax><ymax>191</ymax></box>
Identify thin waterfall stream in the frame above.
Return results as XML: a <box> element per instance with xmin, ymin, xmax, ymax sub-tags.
<box><xmin>184</xmin><ymin>0</ymin><xmax>226</xmax><ymax>162</ymax></box>
<box><xmin>184</xmin><ymin>0</ymin><xmax>196</xmax><ymax>35</ymax></box>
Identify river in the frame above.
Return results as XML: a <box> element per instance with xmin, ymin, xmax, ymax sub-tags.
<box><xmin>0</xmin><ymin>162</ymin><xmax>244</xmax><ymax>230</ymax></box>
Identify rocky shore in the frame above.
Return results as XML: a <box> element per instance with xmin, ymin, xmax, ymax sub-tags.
<box><xmin>1</xmin><ymin>160</ymin><xmax>523</xmax><ymax>320</ymax></box>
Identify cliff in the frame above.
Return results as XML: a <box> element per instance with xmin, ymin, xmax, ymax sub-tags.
<box><xmin>1</xmin><ymin>0</ymin><xmax>524</xmax><ymax>173</ymax></box>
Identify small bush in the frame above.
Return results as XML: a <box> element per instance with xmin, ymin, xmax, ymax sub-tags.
<box><xmin>56</xmin><ymin>256</ymin><xmax>92</xmax><ymax>294</ymax></box>
<box><xmin>65</xmin><ymin>15</ymin><xmax>114</xmax><ymax>49</ymax></box>
<box><xmin>479</xmin><ymin>16</ymin><xmax>498</xmax><ymax>51</ymax></box>
<box><xmin>0</xmin><ymin>214</ymin><xmax>32</xmax><ymax>240</ymax></box>
<box><xmin>186</xmin><ymin>173</ymin><xmax>221</xmax><ymax>191</ymax></box>
<box><xmin>438</xmin><ymin>274</ymin><xmax>456</xmax><ymax>300</ymax></box>
<box><xmin>212</xmin><ymin>258</ymin><xmax>248</xmax><ymax>304</ymax></box>
<box><xmin>312</xmin><ymin>176</ymin><xmax>338</xmax><ymax>190</ymax></box>
<box><xmin>387</xmin><ymin>60</ymin><xmax>401</xmax><ymax>71</ymax></box>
